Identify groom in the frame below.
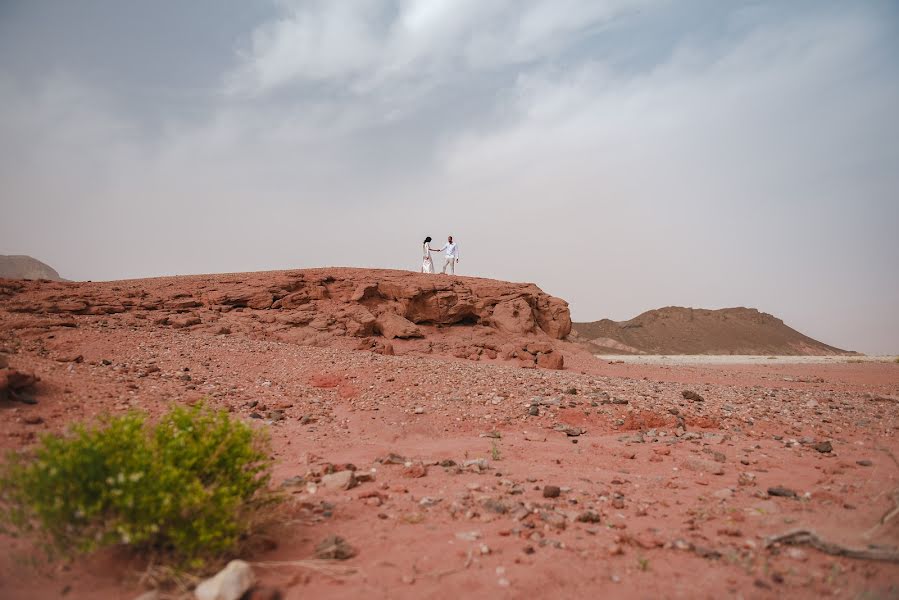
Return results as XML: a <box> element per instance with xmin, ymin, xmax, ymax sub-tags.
<box><xmin>439</xmin><ymin>235</ymin><xmax>460</xmax><ymax>274</ymax></box>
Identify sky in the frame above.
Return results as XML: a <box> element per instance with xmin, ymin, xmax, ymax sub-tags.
<box><xmin>1</xmin><ymin>0</ymin><xmax>897</xmax><ymax>354</ymax></box>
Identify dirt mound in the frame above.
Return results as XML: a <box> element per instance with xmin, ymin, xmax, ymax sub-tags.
<box><xmin>572</xmin><ymin>306</ymin><xmax>854</xmax><ymax>355</ymax></box>
<box><xmin>0</xmin><ymin>255</ymin><xmax>63</xmax><ymax>281</ymax></box>
<box><xmin>0</xmin><ymin>268</ymin><xmax>571</xmax><ymax>369</ymax></box>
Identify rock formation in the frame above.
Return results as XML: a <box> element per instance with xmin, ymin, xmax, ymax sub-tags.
<box><xmin>0</xmin><ymin>268</ymin><xmax>570</xmax><ymax>369</ymax></box>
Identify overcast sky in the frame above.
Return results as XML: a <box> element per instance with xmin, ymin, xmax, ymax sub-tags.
<box><xmin>1</xmin><ymin>1</ymin><xmax>897</xmax><ymax>354</ymax></box>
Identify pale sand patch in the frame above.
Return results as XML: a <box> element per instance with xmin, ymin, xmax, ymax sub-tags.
<box><xmin>596</xmin><ymin>354</ymin><xmax>898</xmax><ymax>365</ymax></box>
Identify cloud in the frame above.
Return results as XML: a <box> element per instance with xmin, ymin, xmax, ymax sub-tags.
<box><xmin>227</xmin><ymin>0</ymin><xmax>661</xmax><ymax>95</ymax></box>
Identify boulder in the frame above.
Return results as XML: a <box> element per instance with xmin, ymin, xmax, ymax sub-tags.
<box><xmin>526</xmin><ymin>341</ymin><xmax>553</xmax><ymax>354</ymax></box>
<box><xmin>275</xmin><ymin>310</ymin><xmax>315</xmax><ymax>326</ymax></box>
<box><xmin>683</xmin><ymin>457</ymin><xmax>725</xmax><ymax>476</ymax></box>
<box><xmin>499</xmin><ymin>342</ymin><xmax>522</xmax><ymax>360</ymax></box>
<box><xmin>536</xmin><ymin>351</ymin><xmax>564</xmax><ymax>370</ymax></box>
<box><xmin>278</xmin><ymin>291</ymin><xmax>310</xmax><ymax>309</ymax></box>
<box><xmin>194</xmin><ymin>560</ymin><xmax>255</xmax><ymax>600</ymax></box>
<box><xmin>165</xmin><ymin>298</ymin><xmax>201</xmax><ymax>311</ymax></box>
<box><xmin>321</xmin><ymin>470</ymin><xmax>357</xmax><ymax>491</ymax></box>
<box><xmin>344</xmin><ymin>306</ymin><xmax>376</xmax><ymax>337</ymax></box>
<box><xmin>171</xmin><ymin>315</ymin><xmax>201</xmax><ymax>329</ymax></box>
<box><xmin>491</xmin><ymin>299</ymin><xmax>536</xmax><ymax>335</ymax></box>
<box><xmin>534</xmin><ymin>296</ymin><xmax>572</xmax><ymax>339</ymax></box>
<box><xmin>246</xmin><ymin>292</ymin><xmax>273</xmax><ymax>310</ymax></box>
<box><xmin>308</xmin><ymin>285</ymin><xmax>330</xmax><ymax>300</ymax></box>
<box><xmin>376</xmin><ymin>313</ymin><xmax>423</xmax><ymax>340</ymax></box>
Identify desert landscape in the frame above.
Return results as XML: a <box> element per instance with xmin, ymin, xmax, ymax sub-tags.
<box><xmin>3</xmin><ymin>2</ymin><xmax>898</xmax><ymax>599</ymax></box>
<box><xmin>1</xmin><ymin>267</ymin><xmax>897</xmax><ymax>599</ymax></box>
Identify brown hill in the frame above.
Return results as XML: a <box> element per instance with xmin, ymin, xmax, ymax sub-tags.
<box><xmin>0</xmin><ymin>255</ymin><xmax>63</xmax><ymax>281</ymax></box>
<box><xmin>0</xmin><ymin>268</ymin><xmax>571</xmax><ymax>369</ymax></box>
<box><xmin>571</xmin><ymin>306</ymin><xmax>854</xmax><ymax>355</ymax></box>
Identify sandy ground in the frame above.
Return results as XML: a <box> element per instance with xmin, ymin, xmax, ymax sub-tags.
<box><xmin>1</xmin><ymin>326</ymin><xmax>898</xmax><ymax>599</ymax></box>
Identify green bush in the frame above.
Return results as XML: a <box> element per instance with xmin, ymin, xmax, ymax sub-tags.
<box><xmin>0</xmin><ymin>403</ymin><xmax>274</xmax><ymax>568</ymax></box>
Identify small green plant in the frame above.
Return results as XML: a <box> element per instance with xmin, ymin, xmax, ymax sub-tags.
<box><xmin>491</xmin><ymin>440</ymin><xmax>502</xmax><ymax>461</ymax></box>
<box><xmin>637</xmin><ymin>556</ymin><xmax>650</xmax><ymax>571</ymax></box>
<box><xmin>0</xmin><ymin>403</ymin><xmax>274</xmax><ymax>569</ymax></box>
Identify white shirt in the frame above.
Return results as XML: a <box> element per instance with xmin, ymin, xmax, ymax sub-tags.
<box><xmin>440</xmin><ymin>242</ymin><xmax>459</xmax><ymax>259</ymax></box>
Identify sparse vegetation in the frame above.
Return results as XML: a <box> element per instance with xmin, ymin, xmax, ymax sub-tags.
<box><xmin>491</xmin><ymin>440</ymin><xmax>502</xmax><ymax>461</ymax></box>
<box><xmin>0</xmin><ymin>403</ymin><xmax>275</xmax><ymax>569</ymax></box>
<box><xmin>826</xmin><ymin>562</ymin><xmax>843</xmax><ymax>586</ymax></box>
<box><xmin>637</xmin><ymin>556</ymin><xmax>650</xmax><ymax>571</ymax></box>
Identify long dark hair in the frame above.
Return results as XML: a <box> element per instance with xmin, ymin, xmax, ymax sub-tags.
<box><xmin>424</xmin><ymin>236</ymin><xmax>432</xmax><ymax>244</ymax></box>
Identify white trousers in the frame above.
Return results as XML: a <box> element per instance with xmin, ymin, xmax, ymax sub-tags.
<box><xmin>442</xmin><ymin>257</ymin><xmax>456</xmax><ymax>274</ymax></box>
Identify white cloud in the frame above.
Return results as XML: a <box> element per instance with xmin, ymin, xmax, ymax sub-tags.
<box><xmin>227</xmin><ymin>0</ymin><xmax>661</xmax><ymax>95</ymax></box>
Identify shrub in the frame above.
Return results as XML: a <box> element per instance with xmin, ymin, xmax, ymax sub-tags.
<box><xmin>0</xmin><ymin>403</ymin><xmax>274</xmax><ymax>568</ymax></box>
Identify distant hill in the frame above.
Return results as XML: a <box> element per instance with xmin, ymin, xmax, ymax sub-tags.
<box><xmin>0</xmin><ymin>255</ymin><xmax>63</xmax><ymax>281</ymax></box>
<box><xmin>571</xmin><ymin>306</ymin><xmax>855</xmax><ymax>356</ymax></box>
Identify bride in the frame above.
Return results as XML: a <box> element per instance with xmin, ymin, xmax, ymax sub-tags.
<box><xmin>421</xmin><ymin>236</ymin><xmax>436</xmax><ymax>273</ymax></box>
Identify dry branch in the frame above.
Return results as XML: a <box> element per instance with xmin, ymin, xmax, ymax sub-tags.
<box><xmin>764</xmin><ymin>529</ymin><xmax>899</xmax><ymax>563</ymax></box>
<box><xmin>865</xmin><ymin>446</ymin><xmax>899</xmax><ymax>538</ymax></box>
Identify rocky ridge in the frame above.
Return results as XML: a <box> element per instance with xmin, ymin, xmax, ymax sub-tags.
<box><xmin>0</xmin><ymin>268</ymin><xmax>571</xmax><ymax>369</ymax></box>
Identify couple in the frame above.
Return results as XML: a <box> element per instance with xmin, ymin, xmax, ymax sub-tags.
<box><xmin>421</xmin><ymin>235</ymin><xmax>460</xmax><ymax>274</ymax></box>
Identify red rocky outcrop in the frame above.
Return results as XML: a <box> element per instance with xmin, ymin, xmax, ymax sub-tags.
<box><xmin>0</xmin><ymin>268</ymin><xmax>571</xmax><ymax>369</ymax></box>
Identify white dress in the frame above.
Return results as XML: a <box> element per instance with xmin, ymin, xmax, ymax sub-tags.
<box><xmin>421</xmin><ymin>243</ymin><xmax>434</xmax><ymax>273</ymax></box>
